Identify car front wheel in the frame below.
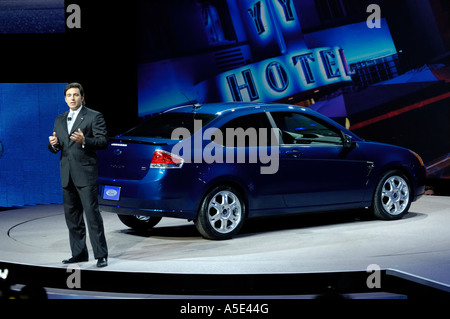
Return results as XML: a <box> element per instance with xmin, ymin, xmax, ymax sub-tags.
<box><xmin>372</xmin><ymin>170</ymin><xmax>412</xmax><ymax>220</ymax></box>
<box><xmin>195</xmin><ymin>186</ymin><xmax>246</xmax><ymax>240</ymax></box>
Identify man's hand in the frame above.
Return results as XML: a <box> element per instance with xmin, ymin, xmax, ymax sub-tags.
<box><xmin>70</xmin><ymin>128</ymin><xmax>85</xmax><ymax>144</ymax></box>
<box><xmin>49</xmin><ymin>132</ymin><xmax>58</xmax><ymax>146</ymax></box>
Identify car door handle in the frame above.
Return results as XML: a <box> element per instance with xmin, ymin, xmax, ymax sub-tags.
<box><xmin>285</xmin><ymin>149</ymin><xmax>303</xmax><ymax>157</ymax></box>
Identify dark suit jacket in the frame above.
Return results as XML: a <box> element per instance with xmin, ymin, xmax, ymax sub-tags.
<box><xmin>48</xmin><ymin>106</ymin><xmax>108</xmax><ymax>188</ymax></box>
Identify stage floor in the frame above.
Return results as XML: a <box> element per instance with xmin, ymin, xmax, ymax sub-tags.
<box><xmin>1</xmin><ymin>195</ymin><xmax>450</xmax><ymax>297</ymax></box>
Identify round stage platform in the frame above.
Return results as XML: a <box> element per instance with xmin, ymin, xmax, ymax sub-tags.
<box><xmin>1</xmin><ymin>196</ymin><xmax>450</xmax><ymax>299</ymax></box>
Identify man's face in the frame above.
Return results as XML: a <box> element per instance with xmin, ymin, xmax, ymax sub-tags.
<box><xmin>65</xmin><ymin>88</ymin><xmax>84</xmax><ymax>111</ymax></box>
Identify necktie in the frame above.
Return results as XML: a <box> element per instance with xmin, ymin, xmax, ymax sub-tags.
<box><xmin>67</xmin><ymin>111</ymin><xmax>74</xmax><ymax>133</ymax></box>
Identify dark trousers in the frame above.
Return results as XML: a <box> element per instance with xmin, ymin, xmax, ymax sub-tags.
<box><xmin>62</xmin><ymin>176</ymin><xmax>108</xmax><ymax>259</ymax></box>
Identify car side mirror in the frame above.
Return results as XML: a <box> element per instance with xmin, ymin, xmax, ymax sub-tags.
<box><xmin>342</xmin><ymin>133</ymin><xmax>356</xmax><ymax>149</ymax></box>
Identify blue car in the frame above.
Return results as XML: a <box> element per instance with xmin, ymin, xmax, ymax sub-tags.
<box><xmin>98</xmin><ymin>102</ymin><xmax>426</xmax><ymax>240</ymax></box>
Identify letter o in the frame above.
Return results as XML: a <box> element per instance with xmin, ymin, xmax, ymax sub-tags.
<box><xmin>266</xmin><ymin>62</ymin><xmax>289</xmax><ymax>92</ymax></box>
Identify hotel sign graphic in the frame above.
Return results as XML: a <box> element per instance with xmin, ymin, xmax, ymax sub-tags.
<box><xmin>221</xmin><ymin>47</ymin><xmax>352</xmax><ymax>102</ymax></box>
<box><xmin>206</xmin><ymin>0</ymin><xmax>353</xmax><ymax>103</ymax></box>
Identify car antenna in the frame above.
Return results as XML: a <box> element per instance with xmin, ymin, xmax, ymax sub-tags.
<box><xmin>181</xmin><ymin>92</ymin><xmax>201</xmax><ymax>109</ymax></box>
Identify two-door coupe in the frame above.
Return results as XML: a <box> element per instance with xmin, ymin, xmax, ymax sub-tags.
<box><xmin>98</xmin><ymin>102</ymin><xmax>426</xmax><ymax>240</ymax></box>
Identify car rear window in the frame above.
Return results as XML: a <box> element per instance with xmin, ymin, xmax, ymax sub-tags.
<box><xmin>124</xmin><ymin>112</ymin><xmax>217</xmax><ymax>139</ymax></box>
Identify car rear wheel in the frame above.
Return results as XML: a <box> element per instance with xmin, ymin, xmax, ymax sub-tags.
<box><xmin>118</xmin><ymin>214</ymin><xmax>162</xmax><ymax>231</ymax></box>
<box><xmin>195</xmin><ymin>185</ymin><xmax>246</xmax><ymax>240</ymax></box>
<box><xmin>371</xmin><ymin>170</ymin><xmax>412</xmax><ymax>220</ymax></box>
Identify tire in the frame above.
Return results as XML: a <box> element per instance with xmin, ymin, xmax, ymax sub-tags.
<box><xmin>118</xmin><ymin>214</ymin><xmax>162</xmax><ymax>231</ymax></box>
<box><xmin>371</xmin><ymin>170</ymin><xmax>412</xmax><ymax>220</ymax></box>
<box><xmin>195</xmin><ymin>185</ymin><xmax>246</xmax><ymax>240</ymax></box>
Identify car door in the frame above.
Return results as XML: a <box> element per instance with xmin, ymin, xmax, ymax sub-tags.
<box><xmin>213</xmin><ymin>112</ymin><xmax>286</xmax><ymax>210</ymax></box>
<box><xmin>270</xmin><ymin>111</ymin><xmax>369</xmax><ymax>208</ymax></box>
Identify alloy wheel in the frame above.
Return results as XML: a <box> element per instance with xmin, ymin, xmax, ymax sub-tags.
<box><xmin>207</xmin><ymin>190</ymin><xmax>242</xmax><ymax>234</ymax></box>
<box><xmin>381</xmin><ymin>175</ymin><xmax>410</xmax><ymax>216</ymax></box>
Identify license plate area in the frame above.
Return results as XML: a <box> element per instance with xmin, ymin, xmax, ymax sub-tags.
<box><xmin>102</xmin><ymin>185</ymin><xmax>121</xmax><ymax>201</ymax></box>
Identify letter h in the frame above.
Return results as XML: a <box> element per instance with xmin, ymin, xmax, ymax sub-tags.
<box><xmin>226</xmin><ymin>70</ymin><xmax>259</xmax><ymax>102</ymax></box>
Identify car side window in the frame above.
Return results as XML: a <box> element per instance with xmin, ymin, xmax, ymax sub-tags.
<box><xmin>270</xmin><ymin>112</ymin><xmax>342</xmax><ymax>146</ymax></box>
<box><xmin>214</xmin><ymin>113</ymin><xmax>273</xmax><ymax>147</ymax></box>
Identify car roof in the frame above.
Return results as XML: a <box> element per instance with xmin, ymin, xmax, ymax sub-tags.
<box><xmin>162</xmin><ymin>102</ymin><xmax>359</xmax><ymax>140</ymax></box>
<box><xmin>164</xmin><ymin>102</ymin><xmax>312</xmax><ymax>116</ymax></box>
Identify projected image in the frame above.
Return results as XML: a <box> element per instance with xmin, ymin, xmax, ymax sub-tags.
<box><xmin>137</xmin><ymin>0</ymin><xmax>450</xmax><ymax>181</ymax></box>
<box><xmin>137</xmin><ymin>0</ymin><xmax>396</xmax><ymax>116</ymax></box>
<box><xmin>0</xmin><ymin>0</ymin><xmax>65</xmax><ymax>34</ymax></box>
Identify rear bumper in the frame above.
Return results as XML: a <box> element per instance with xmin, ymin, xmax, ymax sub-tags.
<box><xmin>98</xmin><ymin>178</ymin><xmax>197</xmax><ymax>220</ymax></box>
<box><xmin>99</xmin><ymin>203</ymin><xmax>196</xmax><ymax>219</ymax></box>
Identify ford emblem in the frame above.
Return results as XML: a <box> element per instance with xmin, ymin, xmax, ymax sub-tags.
<box><xmin>106</xmin><ymin>189</ymin><xmax>118</xmax><ymax>197</ymax></box>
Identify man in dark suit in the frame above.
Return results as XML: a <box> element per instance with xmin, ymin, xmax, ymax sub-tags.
<box><xmin>48</xmin><ymin>82</ymin><xmax>108</xmax><ymax>267</ymax></box>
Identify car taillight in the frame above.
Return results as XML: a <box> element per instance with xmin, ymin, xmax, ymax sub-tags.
<box><xmin>150</xmin><ymin>150</ymin><xmax>184</xmax><ymax>168</ymax></box>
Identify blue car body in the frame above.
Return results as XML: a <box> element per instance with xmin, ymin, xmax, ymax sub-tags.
<box><xmin>98</xmin><ymin>102</ymin><xmax>426</xmax><ymax>239</ymax></box>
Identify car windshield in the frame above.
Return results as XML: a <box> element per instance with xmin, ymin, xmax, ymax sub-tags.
<box><xmin>123</xmin><ymin>112</ymin><xmax>217</xmax><ymax>139</ymax></box>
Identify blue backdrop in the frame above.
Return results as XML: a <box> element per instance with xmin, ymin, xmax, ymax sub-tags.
<box><xmin>0</xmin><ymin>83</ymin><xmax>67</xmax><ymax>207</ymax></box>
